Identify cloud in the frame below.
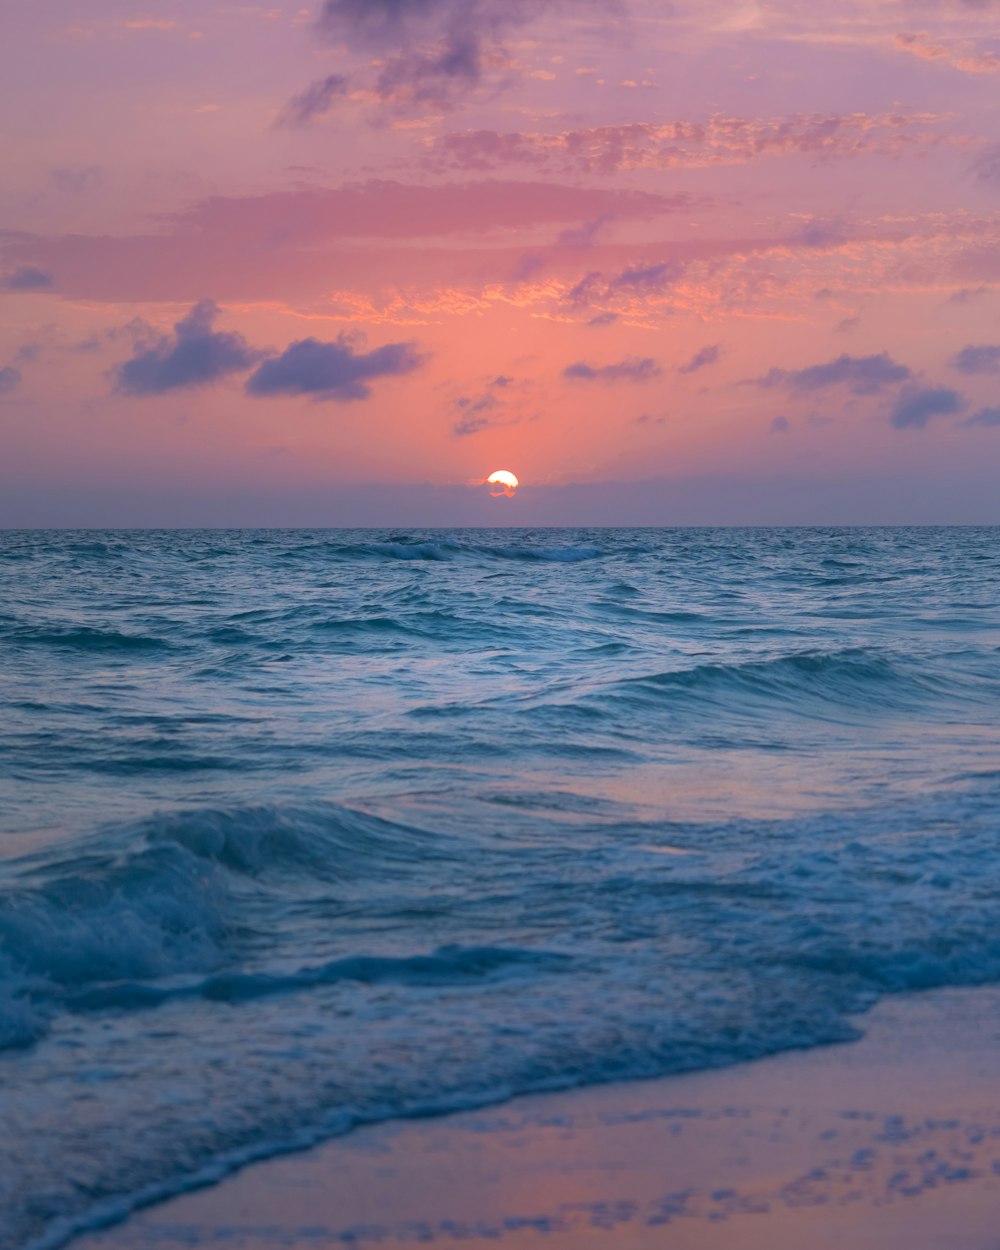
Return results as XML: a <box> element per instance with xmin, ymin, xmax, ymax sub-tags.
<box><xmin>965</xmin><ymin>406</ymin><xmax>1000</xmax><ymax>427</ymax></box>
<box><xmin>173</xmin><ymin>181</ymin><xmax>676</xmax><ymax>243</ymax></box>
<box><xmin>567</xmin><ymin>260</ymin><xmax>685</xmax><ymax>308</ymax></box>
<box><xmin>277</xmin><ymin>74</ymin><xmax>349</xmax><ymax>128</ymax></box>
<box><xmin>756</xmin><ymin>352</ymin><xmax>912</xmax><ymax>394</ymax></box>
<box><xmin>973</xmin><ymin>144</ymin><xmax>1000</xmax><ymax>186</ymax></box>
<box><xmin>1</xmin><ymin>266</ymin><xmax>53</xmax><ymax>291</ymax></box>
<box><xmin>451</xmin><ymin>373</ymin><xmax>516</xmax><ymax>436</ymax></box>
<box><xmin>0</xmin><ymin>180</ymin><xmax>686</xmax><ymax>305</ymax></box>
<box><xmin>947</xmin><ymin>286</ymin><xmax>992</xmax><ymax>304</ymax></box>
<box><xmin>606</xmin><ymin>261</ymin><xmax>682</xmax><ymax>294</ymax></box>
<box><xmin>423</xmin><ymin>112</ymin><xmax>950</xmax><ymax>175</ymax></box>
<box><xmin>563</xmin><ymin>357</ymin><xmax>662</xmax><ymax>384</ymax></box>
<box><xmin>950</xmin><ymin>343</ymin><xmax>1000</xmax><ymax>374</ymax></box>
<box><xmin>114</xmin><ymin>300</ymin><xmax>260</xmax><ymax>395</ymax></box>
<box><xmin>890</xmin><ymin>384</ymin><xmax>964</xmax><ymax>429</ymax></box>
<box><xmin>314</xmin><ymin>0</ymin><xmax>607</xmax><ymax>113</ymax></box>
<box><xmin>771</xmin><ymin>415</ymin><xmax>790</xmax><ymax>433</ymax></box>
<box><xmin>794</xmin><ymin>217</ymin><xmax>854</xmax><ymax>248</ymax></box>
<box><xmin>555</xmin><ymin>215</ymin><xmax>612</xmax><ymax>249</ymax></box>
<box><xmin>246</xmin><ymin>334</ymin><xmax>425</xmax><ymax>401</ymax></box>
<box><xmin>678</xmin><ymin>344</ymin><xmax>721</xmax><ymax>375</ymax></box>
<box><xmin>893</xmin><ymin>31</ymin><xmax>999</xmax><ymax>74</ymax></box>
<box><xmin>587</xmin><ymin>311</ymin><xmax>619</xmax><ymax>328</ymax></box>
<box><xmin>0</xmin><ymin>366</ymin><xmax>21</xmax><ymax>395</ymax></box>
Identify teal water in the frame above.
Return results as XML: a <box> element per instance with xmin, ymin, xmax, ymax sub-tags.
<box><xmin>2</xmin><ymin>527</ymin><xmax>1000</xmax><ymax>1249</ymax></box>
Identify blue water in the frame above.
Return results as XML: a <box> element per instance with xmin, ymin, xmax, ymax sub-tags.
<box><xmin>2</xmin><ymin>527</ymin><xmax>1000</xmax><ymax>1249</ymax></box>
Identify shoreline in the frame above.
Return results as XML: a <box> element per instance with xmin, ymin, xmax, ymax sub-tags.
<box><xmin>70</xmin><ymin>984</ymin><xmax>1000</xmax><ymax>1250</ymax></box>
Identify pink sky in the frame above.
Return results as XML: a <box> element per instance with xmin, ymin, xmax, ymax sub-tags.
<box><xmin>1</xmin><ymin>0</ymin><xmax>999</xmax><ymax>524</ymax></box>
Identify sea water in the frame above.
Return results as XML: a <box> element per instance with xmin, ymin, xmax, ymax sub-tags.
<box><xmin>2</xmin><ymin>527</ymin><xmax>1000</xmax><ymax>1249</ymax></box>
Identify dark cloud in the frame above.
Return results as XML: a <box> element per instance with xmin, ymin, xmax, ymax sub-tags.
<box><xmin>756</xmin><ymin>352</ymin><xmax>912</xmax><ymax>395</ymax></box>
<box><xmin>563</xmin><ymin>357</ymin><xmax>662</xmax><ymax>384</ymax></box>
<box><xmin>115</xmin><ymin>300</ymin><xmax>260</xmax><ymax>395</ymax></box>
<box><xmin>568</xmin><ymin>260</ymin><xmax>684</xmax><ymax>308</ymax></box>
<box><xmin>973</xmin><ymin>144</ymin><xmax>1000</xmax><ymax>186</ymax></box>
<box><xmin>314</xmin><ymin>0</ymin><xmax>599</xmax><ymax>113</ymax></box>
<box><xmin>566</xmin><ymin>270</ymin><xmax>603</xmax><ymax>307</ymax></box>
<box><xmin>950</xmin><ymin>343</ymin><xmax>1000</xmax><ymax>374</ymax></box>
<box><xmin>678</xmin><ymin>344</ymin><xmax>721</xmax><ymax>375</ymax></box>
<box><xmin>770</xmin><ymin>415</ymin><xmax>790</xmax><ymax>433</ymax></box>
<box><xmin>0</xmin><ymin>366</ymin><xmax>21</xmax><ymax>395</ymax></box>
<box><xmin>794</xmin><ymin>217</ymin><xmax>853</xmax><ymax>248</ymax></box>
<box><xmin>15</xmin><ymin>343</ymin><xmax>41</xmax><ymax>364</ymax></box>
<box><xmin>278</xmin><ymin>74</ymin><xmax>349</xmax><ymax>128</ymax></box>
<box><xmin>634</xmin><ymin>412</ymin><xmax>667</xmax><ymax>426</ymax></box>
<box><xmin>246</xmin><ymin>334</ymin><xmax>425</xmax><ymax>401</ymax></box>
<box><xmin>946</xmin><ymin>286</ymin><xmax>992</xmax><ymax>305</ymax></box>
<box><xmin>555</xmin><ymin>216</ymin><xmax>611</xmax><ymax>249</ymax></box>
<box><xmin>890</xmin><ymin>384</ymin><xmax>964</xmax><ymax>429</ymax></box>
<box><xmin>606</xmin><ymin>261</ymin><xmax>682</xmax><ymax>294</ymax></box>
<box><xmin>452</xmin><ymin>373</ymin><xmax>516</xmax><ymax>435</ymax></box>
<box><xmin>835</xmin><ymin>316</ymin><xmax>861</xmax><ymax>334</ymax></box>
<box><xmin>1</xmin><ymin>266</ymin><xmax>53</xmax><ymax>292</ymax></box>
<box><xmin>965</xmin><ymin>406</ymin><xmax>1000</xmax><ymax>426</ymax></box>
<box><xmin>587</xmin><ymin>312</ymin><xmax>619</xmax><ymax>328</ymax></box>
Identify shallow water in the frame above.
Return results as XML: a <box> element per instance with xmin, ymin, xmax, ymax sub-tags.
<box><xmin>2</xmin><ymin>527</ymin><xmax>1000</xmax><ymax>1249</ymax></box>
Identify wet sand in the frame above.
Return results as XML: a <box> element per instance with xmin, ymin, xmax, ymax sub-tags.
<box><xmin>72</xmin><ymin>986</ymin><xmax>1000</xmax><ymax>1250</ymax></box>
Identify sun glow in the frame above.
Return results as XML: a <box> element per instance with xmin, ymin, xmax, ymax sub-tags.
<box><xmin>486</xmin><ymin>470</ymin><xmax>519</xmax><ymax>497</ymax></box>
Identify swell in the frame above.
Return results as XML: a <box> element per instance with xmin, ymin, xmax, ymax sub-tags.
<box><xmin>310</xmin><ymin>538</ymin><xmax>602</xmax><ymax>563</ymax></box>
<box><xmin>0</xmin><ymin>803</ymin><xmax>455</xmax><ymax>1050</ymax></box>
<box><xmin>1</xmin><ymin>622</ymin><xmax>175</xmax><ymax>653</ymax></box>
<box><xmin>594</xmin><ymin>647</ymin><xmax>985</xmax><ymax>721</ymax></box>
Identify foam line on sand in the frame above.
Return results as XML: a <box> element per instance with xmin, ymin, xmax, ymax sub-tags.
<box><xmin>72</xmin><ymin>986</ymin><xmax>1000</xmax><ymax>1250</ymax></box>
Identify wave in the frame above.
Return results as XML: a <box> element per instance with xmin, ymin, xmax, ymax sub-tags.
<box><xmin>0</xmin><ymin>803</ymin><xmax>455</xmax><ymax>1050</ymax></box>
<box><xmin>310</xmin><ymin>538</ymin><xmax>602</xmax><ymax>564</ymax></box>
<box><xmin>2</xmin><ymin>622</ymin><xmax>174</xmax><ymax>652</ymax></box>
<box><xmin>66</xmin><ymin>945</ymin><xmax>571</xmax><ymax>1012</ymax></box>
<box><xmin>604</xmin><ymin>648</ymin><xmax>947</xmax><ymax>718</ymax></box>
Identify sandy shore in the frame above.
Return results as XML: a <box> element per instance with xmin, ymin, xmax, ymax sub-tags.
<box><xmin>72</xmin><ymin>986</ymin><xmax>1000</xmax><ymax>1250</ymax></box>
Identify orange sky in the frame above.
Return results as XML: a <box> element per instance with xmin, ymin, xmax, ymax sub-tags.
<box><xmin>1</xmin><ymin>0</ymin><xmax>999</xmax><ymax>523</ymax></box>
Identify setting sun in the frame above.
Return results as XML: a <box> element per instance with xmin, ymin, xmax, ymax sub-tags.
<box><xmin>486</xmin><ymin>470</ymin><xmax>519</xmax><ymax>498</ymax></box>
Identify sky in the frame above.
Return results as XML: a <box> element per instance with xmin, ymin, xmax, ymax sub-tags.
<box><xmin>1</xmin><ymin>0</ymin><xmax>999</xmax><ymax>525</ymax></box>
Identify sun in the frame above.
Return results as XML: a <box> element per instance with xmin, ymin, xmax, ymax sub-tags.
<box><xmin>486</xmin><ymin>469</ymin><xmax>519</xmax><ymax>498</ymax></box>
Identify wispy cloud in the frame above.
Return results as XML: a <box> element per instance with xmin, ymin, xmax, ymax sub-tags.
<box><xmin>277</xmin><ymin>74</ymin><xmax>349</xmax><ymax>128</ymax></box>
<box><xmin>678</xmin><ymin>344</ymin><xmax>721</xmax><ymax>375</ymax></box>
<box><xmin>423</xmin><ymin>111</ymin><xmax>950</xmax><ymax>175</ymax></box>
<box><xmin>893</xmin><ymin>31</ymin><xmax>999</xmax><ymax>74</ymax></box>
<box><xmin>563</xmin><ymin>357</ymin><xmax>662</xmax><ymax>384</ymax></box>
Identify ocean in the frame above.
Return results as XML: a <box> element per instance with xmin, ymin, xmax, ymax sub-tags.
<box><xmin>2</xmin><ymin>526</ymin><xmax>1000</xmax><ymax>1250</ymax></box>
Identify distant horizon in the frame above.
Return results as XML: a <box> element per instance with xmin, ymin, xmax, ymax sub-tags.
<box><xmin>3</xmin><ymin>473</ymin><xmax>999</xmax><ymax>529</ymax></box>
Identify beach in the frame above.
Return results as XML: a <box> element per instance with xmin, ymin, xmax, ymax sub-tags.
<box><xmin>71</xmin><ymin>985</ymin><xmax>1000</xmax><ymax>1250</ymax></box>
